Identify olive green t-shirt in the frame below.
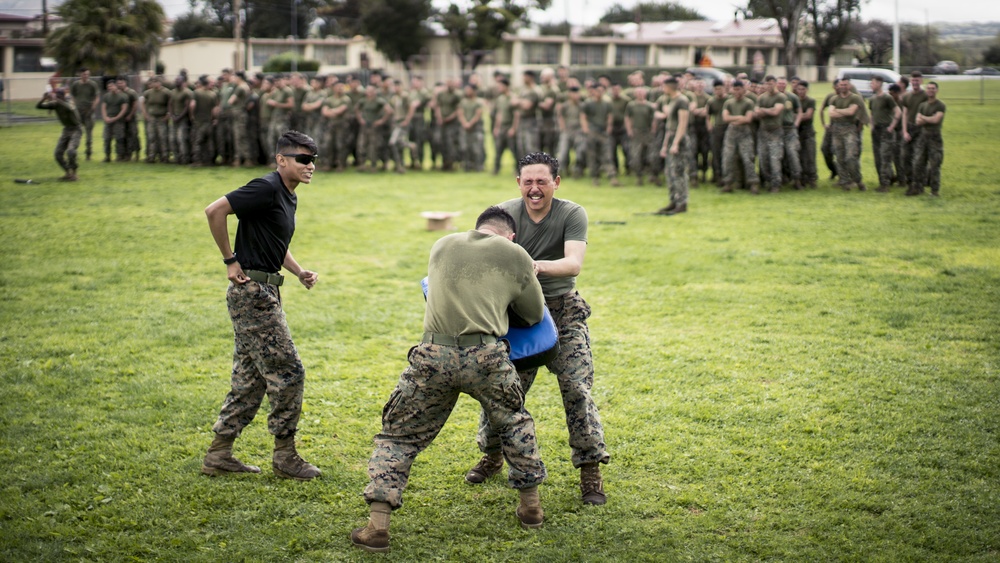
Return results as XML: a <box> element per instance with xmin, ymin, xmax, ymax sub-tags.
<box><xmin>192</xmin><ymin>89</ymin><xmax>218</xmax><ymax>122</ymax></box>
<box><xmin>916</xmin><ymin>99</ymin><xmax>946</xmax><ymax>132</ymax></box>
<box><xmin>667</xmin><ymin>95</ymin><xmax>689</xmax><ymax>132</ymax></box>
<box><xmin>723</xmin><ymin>97</ymin><xmax>755</xmax><ymax>127</ymax></box>
<box><xmin>829</xmin><ymin>93</ymin><xmax>863</xmax><ymax>124</ymax></box>
<box><xmin>582</xmin><ymin>99</ymin><xmax>611</xmax><ymax>132</ymax></box>
<box><xmin>271</xmin><ymin>86</ymin><xmax>293</xmax><ymax>122</ymax></box>
<box><xmin>499</xmin><ymin>197</ymin><xmax>588</xmax><ymax>299</ymax></box>
<box><xmin>610</xmin><ymin>94</ymin><xmax>631</xmax><ymax>126</ymax></box>
<box><xmin>424</xmin><ymin>230</ymin><xmax>544</xmax><ymax>338</ymax></box>
<box><xmin>358</xmin><ymin>97</ymin><xmax>388</xmax><ymax>124</ymax></box>
<box><xmin>707</xmin><ymin>95</ymin><xmax>728</xmax><ymax>127</ymax></box>
<box><xmin>102</xmin><ymin>91</ymin><xmax>130</xmax><ymax>118</ymax></box>
<box><xmin>902</xmin><ymin>89</ymin><xmax>929</xmax><ymax>125</ymax></box>
<box><xmin>322</xmin><ymin>94</ymin><xmax>351</xmax><ymax>126</ymax></box>
<box><xmin>169</xmin><ymin>87</ymin><xmax>193</xmax><ymax>118</ymax></box>
<box><xmin>494</xmin><ymin>92</ymin><xmax>514</xmax><ymax>128</ymax></box>
<box><xmin>692</xmin><ymin>92</ymin><xmax>709</xmax><ymax>125</ymax></box>
<box><xmin>143</xmin><ymin>88</ymin><xmax>171</xmax><ymax>117</ymax></box>
<box><xmin>70</xmin><ymin>80</ymin><xmax>100</xmax><ymax>112</ymax></box>
<box><xmin>560</xmin><ymin>99</ymin><xmax>582</xmax><ymax>131</ymax></box>
<box><xmin>519</xmin><ymin>86</ymin><xmax>540</xmax><ymax>122</ymax></box>
<box><xmin>436</xmin><ymin>89</ymin><xmax>461</xmax><ymax>119</ymax></box>
<box><xmin>756</xmin><ymin>91</ymin><xmax>786</xmax><ymax>130</ymax></box>
<box><xmin>625</xmin><ymin>100</ymin><xmax>654</xmax><ymax>134</ymax></box>
<box><xmin>257</xmin><ymin>91</ymin><xmax>273</xmax><ymax>123</ymax></box>
<box><xmin>460</xmin><ymin>97</ymin><xmax>484</xmax><ymax>128</ymax></box>
<box><xmin>869</xmin><ymin>92</ymin><xmax>897</xmax><ymax>127</ymax></box>
<box><xmin>781</xmin><ymin>92</ymin><xmax>800</xmax><ymax>127</ymax></box>
<box><xmin>540</xmin><ymin>85</ymin><xmax>558</xmax><ymax>121</ymax></box>
<box><xmin>798</xmin><ymin>96</ymin><xmax>816</xmax><ymax>133</ymax></box>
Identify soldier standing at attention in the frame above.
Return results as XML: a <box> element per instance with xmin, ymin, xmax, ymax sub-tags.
<box><xmin>387</xmin><ymin>78</ymin><xmax>418</xmax><ymax>174</ymax></box>
<box><xmin>581</xmin><ymin>84</ymin><xmax>619</xmax><ymax>186</ymax></box>
<box><xmin>189</xmin><ymin>75</ymin><xmax>218</xmax><ymax>166</ymax></box>
<box><xmin>37</xmin><ymin>88</ymin><xmax>82</xmax><ymax>181</ymax></box>
<box><xmin>656</xmin><ymin>77</ymin><xmax>690</xmax><ymax>214</ymax></box>
<box><xmin>706</xmin><ymin>80</ymin><xmax>729</xmax><ymax>186</ymax></box>
<box><xmin>908</xmin><ymin>82</ymin><xmax>946</xmax><ymax>197</ymax></box>
<box><xmin>352</xmin><ymin>206</ymin><xmax>548</xmax><ymax>553</ymax></box>
<box><xmin>267</xmin><ymin>75</ymin><xmax>296</xmax><ymax>167</ymax></box>
<box><xmin>754</xmin><ymin>76</ymin><xmax>786</xmax><ymax>193</ymax></box>
<box><xmin>468</xmin><ymin>153</ymin><xmax>610</xmax><ymax>507</ymax></box>
<box><xmin>828</xmin><ymin>79</ymin><xmax>867</xmax><ymax>191</ymax></box>
<box><xmin>901</xmin><ymin>71</ymin><xmax>928</xmax><ymax>190</ymax></box>
<box><xmin>721</xmin><ymin>80</ymin><xmax>759</xmax><ymax>194</ymax></box>
<box><xmin>408</xmin><ymin>75</ymin><xmax>430</xmax><ymax>170</ymax></box>
<box><xmin>538</xmin><ymin>68</ymin><xmax>560</xmax><ymax>156</ymax></box>
<box><xmin>300</xmin><ymin>76</ymin><xmax>328</xmax><ymax>167</ymax></box>
<box><xmin>458</xmin><ymin>83</ymin><xmax>486</xmax><ymax>172</ymax></box>
<box><xmin>69</xmin><ymin>68</ymin><xmax>100</xmax><ymax>161</ymax></box>
<box><xmin>201</xmin><ymin>130</ymin><xmax>322</xmax><ymax>482</ymax></box>
<box><xmin>777</xmin><ymin>77</ymin><xmax>803</xmax><ymax>190</ymax></box>
<box><xmin>101</xmin><ymin>80</ymin><xmax>129</xmax><ymax>162</ymax></box>
<box><xmin>516</xmin><ymin>70</ymin><xmax>542</xmax><ymax>156</ymax></box>
<box><xmin>795</xmin><ymin>81</ymin><xmax>818</xmax><ymax>188</ymax></box>
<box><xmin>227</xmin><ymin>71</ymin><xmax>253</xmax><ymax>167</ymax></box>
<box><xmin>689</xmin><ymin>79</ymin><xmax>711</xmax><ymax>184</ymax></box>
<box><xmin>819</xmin><ymin>79</ymin><xmax>840</xmax><ymax>180</ymax></box>
<box><xmin>625</xmin><ymin>86</ymin><xmax>655</xmax><ymax>186</ymax></box>
<box><xmin>320</xmin><ymin>81</ymin><xmax>352</xmax><ymax>171</ymax></box>
<box><xmin>492</xmin><ymin>77</ymin><xmax>517</xmax><ymax>175</ymax></box>
<box><xmin>356</xmin><ymin>85</ymin><xmax>393</xmax><ymax>172</ymax></box>
<box><xmin>869</xmin><ymin>76</ymin><xmax>901</xmax><ymax>192</ymax></box>
<box><xmin>116</xmin><ymin>77</ymin><xmax>141</xmax><ymax>161</ymax></box>
<box><xmin>556</xmin><ymin>84</ymin><xmax>586</xmax><ymax>178</ymax></box>
<box><xmin>435</xmin><ymin>78</ymin><xmax>463</xmax><ymax>171</ymax></box>
<box><xmin>141</xmin><ymin>77</ymin><xmax>172</xmax><ymax>163</ymax></box>
<box><xmin>169</xmin><ymin>76</ymin><xmax>194</xmax><ymax>165</ymax></box>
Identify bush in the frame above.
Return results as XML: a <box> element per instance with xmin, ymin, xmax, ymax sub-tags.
<box><xmin>262</xmin><ymin>52</ymin><xmax>320</xmax><ymax>73</ymax></box>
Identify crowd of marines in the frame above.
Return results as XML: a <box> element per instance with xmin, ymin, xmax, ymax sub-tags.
<box><xmin>45</xmin><ymin>66</ymin><xmax>945</xmax><ymax>199</ymax></box>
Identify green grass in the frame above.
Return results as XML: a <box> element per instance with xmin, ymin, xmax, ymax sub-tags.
<box><xmin>1</xmin><ymin>93</ymin><xmax>998</xmax><ymax>562</ymax></box>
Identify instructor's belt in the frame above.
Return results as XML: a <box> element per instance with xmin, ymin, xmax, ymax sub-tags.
<box><xmin>421</xmin><ymin>332</ymin><xmax>497</xmax><ymax>347</ymax></box>
<box><xmin>245</xmin><ymin>269</ymin><xmax>284</xmax><ymax>286</ymax></box>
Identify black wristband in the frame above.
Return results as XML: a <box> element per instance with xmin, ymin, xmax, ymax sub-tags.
<box><xmin>223</xmin><ymin>255</ymin><xmax>238</xmax><ymax>265</ymax></box>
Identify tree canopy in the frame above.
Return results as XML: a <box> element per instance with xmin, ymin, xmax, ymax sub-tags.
<box><xmin>46</xmin><ymin>0</ymin><xmax>165</xmax><ymax>76</ymax></box>
<box><xmin>806</xmin><ymin>0</ymin><xmax>862</xmax><ymax>80</ymax></box>
<box><xmin>741</xmin><ymin>0</ymin><xmax>807</xmax><ymax>77</ymax></box>
<box><xmin>437</xmin><ymin>0</ymin><xmax>551</xmax><ymax>71</ymax></box>
<box><xmin>359</xmin><ymin>0</ymin><xmax>433</xmax><ymax>71</ymax></box>
<box><xmin>599</xmin><ymin>1</ymin><xmax>705</xmax><ymax>23</ymax></box>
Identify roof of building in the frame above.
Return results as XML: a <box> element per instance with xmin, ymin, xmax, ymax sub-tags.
<box><xmin>610</xmin><ymin>18</ymin><xmax>782</xmax><ymax>41</ymax></box>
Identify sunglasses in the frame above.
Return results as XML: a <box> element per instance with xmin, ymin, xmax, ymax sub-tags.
<box><xmin>279</xmin><ymin>153</ymin><xmax>318</xmax><ymax>165</ymax></box>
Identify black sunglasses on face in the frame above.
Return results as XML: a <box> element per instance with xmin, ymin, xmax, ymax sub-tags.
<box><xmin>279</xmin><ymin>153</ymin><xmax>318</xmax><ymax>165</ymax></box>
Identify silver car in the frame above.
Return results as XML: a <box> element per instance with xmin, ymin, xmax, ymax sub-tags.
<box><xmin>835</xmin><ymin>68</ymin><xmax>902</xmax><ymax>98</ymax></box>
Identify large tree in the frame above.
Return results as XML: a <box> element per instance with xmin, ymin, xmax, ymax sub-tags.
<box><xmin>806</xmin><ymin>0</ymin><xmax>863</xmax><ymax>81</ymax></box>
<box><xmin>599</xmin><ymin>1</ymin><xmax>705</xmax><ymax>23</ymax></box>
<box><xmin>438</xmin><ymin>0</ymin><xmax>552</xmax><ymax>72</ymax></box>
<box><xmin>742</xmin><ymin>0</ymin><xmax>808</xmax><ymax>79</ymax></box>
<box><xmin>318</xmin><ymin>0</ymin><xmax>365</xmax><ymax>38</ymax></box>
<box><xmin>360</xmin><ymin>0</ymin><xmax>433</xmax><ymax>73</ymax></box>
<box><xmin>46</xmin><ymin>0</ymin><xmax>165</xmax><ymax>76</ymax></box>
<box><xmin>194</xmin><ymin>0</ymin><xmax>324</xmax><ymax>40</ymax></box>
<box><xmin>853</xmin><ymin>19</ymin><xmax>893</xmax><ymax>66</ymax></box>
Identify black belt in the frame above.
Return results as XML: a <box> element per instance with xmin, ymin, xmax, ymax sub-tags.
<box><xmin>421</xmin><ymin>332</ymin><xmax>497</xmax><ymax>347</ymax></box>
<box><xmin>245</xmin><ymin>269</ymin><xmax>284</xmax><ymax>286</ymax></box>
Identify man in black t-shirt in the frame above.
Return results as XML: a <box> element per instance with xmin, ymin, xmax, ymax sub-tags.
<box><xmin>201</xmin><ymin>130</ymin><xmax>322</xmax><ymax>481</ymax></box>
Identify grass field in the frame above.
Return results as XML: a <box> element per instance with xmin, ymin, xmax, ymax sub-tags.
<box><xmin>1</xmin><ymin>85</ymin><xmax>998</xmax><ymax>561</ymax></box>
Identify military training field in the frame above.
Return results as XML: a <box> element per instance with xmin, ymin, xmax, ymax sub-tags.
<box><xmin>1</xmin><ymin>80</ymin><xmax>998</xmax><ymax>561</ymax></box>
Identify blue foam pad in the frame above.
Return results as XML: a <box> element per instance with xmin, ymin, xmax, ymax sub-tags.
<box><xmin>421</xmin><ymin>277</ymin><xmax>559</xmax><ymax>370</ymax></box>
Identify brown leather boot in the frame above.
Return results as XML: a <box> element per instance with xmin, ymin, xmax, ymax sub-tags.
<box><xmin>580</xmin><ymin>463</ymin><xmax>607</xmax><ymax>505</ymax></box>
<box><xmin>201</xmin><ymin>434</ymin><xmax>261</xmax><ymax>476</ymax></box>
<box><xmin>272</xmin><ymin>436</ymin><xmax>321</xmax><ymax>480</ymax></box>
<box><xmin>465</xmin><ymin>453</ymin><xmax>504</xmax><ymax>484</ymax></box>
<box><xmin>516</xmin><ymin>486</ymin><xmax>544</xmax><ymax>529</ymax></box>
<box><xmin>664</xmin><ymin>202</ymin><xmax>687</xmax><ymax>216</ymax></box>
<box><xmin>351</xmin><ymin>502</ymin><xmax>391</xmax><ymax>552</ymax></box>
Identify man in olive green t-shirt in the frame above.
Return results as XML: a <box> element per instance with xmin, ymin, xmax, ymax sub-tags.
<box><xmin>754</xmin><ymin>76</ymin><xmax>786</xmax><ymax>192</ymax></box>
<box><xmin>869</xmin><ymin>76</ymin><xmax>901</xmax><ymax>191</ymax></box>
<box><xmin>142</xmin><ymin>77</ymin><xmax>172</xmax><ymax>163</ymax></box>
<box><xmin>625</xmin><ymin>86</ymin><xmax>656</xmax><ymax>185</ymax></box>
<box><xmin>900</xmin><ymin>72</ymin><xmax>929</xmax><ymax>188</ymax></box>
<box><xmin>828</xmin><ymin>80</ymin><xmax>867</xmax><ymax>191</ymax></box>
<box><xmin>69</xmin><ymin>68</ymin><xmax>101</xmax><ymax>160</ymax></box>
<box><xmin>909</xmin><ymin>81</ymin><xmax>946</xmax><ymax>196</ymax></box>
<box><xmin>581</xmin><ymin>84</ymin><xmax>619</xmax><ymax>186</ymax></box>
<box><xmin>722</xmin><ymin>80</ymin><xmax>759</xmax><ymax>192</ymax></box>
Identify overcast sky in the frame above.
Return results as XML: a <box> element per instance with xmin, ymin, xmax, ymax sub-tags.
<box><xmin>0</xmin><ymin>0</ymin><xmax>993</xmax><ymax>26</ymax></box>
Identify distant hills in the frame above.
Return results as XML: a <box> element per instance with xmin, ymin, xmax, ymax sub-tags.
<box><xmin>934</xmin><ymin>22</ymin><xmax>1000</xmax><ymax>41</ymax></box>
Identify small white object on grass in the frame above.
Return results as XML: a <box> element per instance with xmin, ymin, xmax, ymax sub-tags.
<box><xmin>420</xmin><ymin>211</ymin><xmax>460</xmax><ymax>231</ymax></box>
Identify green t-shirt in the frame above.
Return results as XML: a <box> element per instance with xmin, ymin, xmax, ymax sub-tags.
<box><xmin>830</xmin><ymin>93</ymin><xmax>864</xmax><ymax>125</ymax></box>
<box><xmin>271</xmin><ymin>86</ymin><xmax>293</xmax><ymax>121</ymax></box>
<box><xmin>102</xmin><ymin>91</ymin><xmax>130</xmax><ymax>118</ymax></box>
<box><xmin>667</xmin><ymin>95</ymin><xmax>689</xmax><ymax>132</ymax></box>
<box><xmin>692</xmin><ymin>93</ymin><xmax>709</xmax><ymax>125</ymax></box>
<box><xmin>169</xmin><ymin>87</ymin><xmax>193</xmax><ymax>118</ymax></box>
<box><xmin>322</xmin><ymin>94</ymin><xmax>352</xmax><ymax>126</ymax></box>
<box><xmin>625</xmin><ymin>100</ymin><xmax>654</xmax><ymax>134</ymax></box>
<box><xmin>707</xmin><ymin>95</ymin><xmax>728</xmax><ymax>127</ymax></box>
<box><xmin>142</xmin><ymin>88</ymin><xmax>171</xmax><ymax>117</ymax></box>
<box><xmin>257</xmin><ymin>91</ymin><xmax>273</xmax><ymax>123</ymax></box>
<box><xmin>192</xmin><ymin>89</ymin><xmax>218</xmax><ymax>122</ymax></box>
<box><xmin>218</xmin><ymin>83</ymin><xmax>234</xmax><ymax>110</ymax></box>
<box><xmin>610</xmin><ymin>94</ymin><xmax>631</xmax><ymax>126</ymax></box>
<box><xmin>902</xmin><ymin>89</ymin><xmax>929</xmax><ymax>125</ymax></box>
<box><xmin>391</xmin><ymin>92</ymin><xmax>411</xmax><ymax>124</ymax></box>
<box><xmin>723</xmin><ymin>97</ymin><xmax>755</xmax><ymax>127</ymax></box>
<box><xmin>37</xmin><ymin>98</ymin><xmax>81</xmax><ymax>127</ymax></box>
<box><xmin>519</xmin><ymin>86</ymin><xmax>540</xmax><ymax>122</ymax></box>
<box><xmin>540</xmin><ymin>85</ymin><xmax>559</xmax><ymax>121</ymax></box>
<box><xmin>424</xmin><ymin>230</ymin><xmax>544</xmax><ymax>338</ymax></box>
<box><xmin>798</xmin><ymin>96</ymin><xmax>816</xmax><ymax>133</ymax></box>
<box><xmin>560</xmin><ymin>100</ymin><xmax>582</xmax><ymax>131</ymax></box>
<box><xmin>494</xmin><ymin>92</ymin><xmax>514</xmax><ymax>128</ymax></box>
<box><xmin>756</xmin><ymin>91</ymin><xmax>786</xmax><ymax>130</ymax></box>
<box><xmin>436</xmin><ymin>89</ymin><xmax>461</xmax><ymax>119</ymax></box>
<box><xmin>869</xmin><ymin>92</ymin><xmax>897</xmax><ymax>127</ymax></box>
<box><xmin>781</xmin><ymin>91</ymin><xmax>800</xmax><ymax>127</ymax></box>
<box><xmin>460</xmin><ymin>97</ymin><xmax>484</xmax><ymax>128</ymax></box>
<box><xmin>498</xmin><ymin>197</ymin><xmax>588</xmax><ymax>300</ymax></box>
<box><xmin>582</xmin><ymin>99</ymin><xmax>611</xmax><ymax>132</ymax></box>
<box><xmin>70</xmin><ymin>80</ymin><xmax>100</xmax><ymax>111</ymax></box>
<box><xmin>227</xmin><ymin>83</ymin><xmax>249</xmax><ymax>111</ymax></box>
<box><xmin>358</xmin><ymin>97</ymin><xmax>388</xmax><ymax>124</ymax></box>
<box><xmin>916</xmin><ymin>99</ymin><xmax>946</xmax><ymax>132</ymax></box>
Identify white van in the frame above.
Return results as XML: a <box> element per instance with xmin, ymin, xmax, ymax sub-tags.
<box><xmin>835</xmin><ymin>68</ymin><xmax>902</xmax><ymax>98</ymax></box>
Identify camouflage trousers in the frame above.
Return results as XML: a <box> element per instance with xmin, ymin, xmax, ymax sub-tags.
<box><xmin>460</xmin><ymin>126</ymin><xmax>484</xmax><ymax>172</ymax></box>
<box><xmin>171</xmin><ymin>119</ymin><xmax>191</xmax><ymax>164</ymax></box>
<box><xmin>911</xmin><ymin>130</ymin><xmax>943</xmax><ymax>193</ymax></box>
<box><xmin>649</xmin><ymin>126</ymin><xmax>666</xmax><ymax>179</ymax></box>
<box><xmin>365</xmin><ymin>341</ymin><xmax>546</xmax><ymax>509</ymax></box>
<box><xmin>540</xmin><ymin>118</ymin><xmax>559</xmax><ymax>157</ymax></box>
<box><xmin>610</xmin><ymin>125</ymin><xmax>629</xmax><ymax>174</ymax></box>
<box><xmin>55</xmin><ymin>125</ymin><xmax>82</xmax><ymax>171</ymax></box>
<box><xmin>722</xmin><ymin>125</ymin><xmax>758</xmax><ymax>188</ymax></box>
<box><xmin>359</xmin><ymin>124</ymin><xmax>383</xmax><ymax>168</ymax></box>
<box><xmin>494</xmin><ymin>128</ymin><xmax>517</xmax><ymax>174</ymax></box>
<box><xmin>628</xmin><ymin>131</ymin><xmax>654</xmax><ymax>179</ymax></box>
<box><xmin>322</xmin><ymin>122</ymin><xmax>350</xmax><ymax>169</ymax></box>
<box><xmin>212</xmin><ymin>281</ymin><xmax>305</xmax><ymax>440</ymax></box>
<box><xmin>665</xmin><ymin>132</ymin><xmax>689</xmax><ymax>205</ymax></box>
<box><xmin>389</xmin><ymin>123</ymin><xmax>412</xmax><ymax>171</ymax></box>
<box><xmin>831</xmin><ymin>122</ymin><xmax>862</xmax><ymax>187</ymax></box>
<box><xmin>440</xmin><ymin>120</ymin><xmax>461</xmax><ymax>169</ymax></box>
<box><xmin>872</xmin><ymin>125</ymin><xmax>897</xmax><ymax>188</ymax></box>
<box><xmin>587</xmin><ymin>130</ymin><xmax>617</xmax><ymax>180</ymax></box>
<box><xmin>686</xmin><ymin>123</ymin><xmax>699</xmax><ymax>180</ymax></box>
<box><xmin>900</xmin><ymin>126</ymin><xmax>922</xmax><ymax>188</ymax></box>
<box><xmin>693</xmin><ymin>121</ymin><xmax>710</xmax><ymax>177</ymax></box>
<box><xmin>782</xmin><ymin>126</ymin><xmax>802</xmax><ymax>182</ymax></box>
<box><xmin>799</xmin><ymin>130</ymin><xmax>817</xmax><ymax>183</ymax></box>
<box><xmin>192</xmin><ymin>121</ymin><xmax>215</xmax><ymax>165</ymax></box>
<box><xmin>103</xmin><ymin>120</ymin><xmax>126</xmax><ymax>160</ymax></box>
<box><xmin>231</xmin><ymin>110</ymin><xmax>252</xmax><ymax>164</ymax></box>
<box><xmin>80</xmin><ymin>111</ymin><xmax>95</xmax><ymax>158</ymax></box>
<box><xmin>758</xmin><ymin>127</ymin><xmax>784</xmax><ymax>190</ymax></box>
<box><xmin>145</xmin><ymin>116</ymin><xmax>170</xmax><ymax>162</ymax></box>
<box><xmin>477</xmin><ymin>291</ymin><xmax>610</xmax><ymax>469</ymax></box>
<box><xmin>216</xmin><ymin>112</ymin><xmax>233</xmax><ymax>164</ymax></box>
<box><xmin>409</xmin><ymin>117</ymin><xmax>427</xmax><ymax>167</ymax></box>
<box><xmin>557</xmin><ymin>128</ymin><xmax>586</xmax><ymax>176</ymax></box>
<box><xmin>710</xmin><ymin>124</ymin><xmax>727</xmax><ymax>183</ymax></box>
<box><xmin>125</xmin><ymin>118</ymin><xmax>140</xmax><ymax>157</ymax></box>
<box><xmin>821</xmin><ymin>127</ymin><xmax>837</xmax><ymax>177</ymax></box>
<box><xmin>518</xmin><ymin>118</ymin><xmax>540</xmax><ymax>158</ymax></box>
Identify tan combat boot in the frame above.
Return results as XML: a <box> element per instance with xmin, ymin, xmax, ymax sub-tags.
<box><xmin>201</xmin><ymin>434</ymin><xmax>261</xmax><ymax>476</ymax></box>
<box><xmin>516</xmin><ymin>486</ymin><xmax>544</xmax><ymax>529</ymax></box>
<box><xmin>351</xmin><ymin>501</ymin><xmax>391</xmax><ymax>552</ymax></box>
<box><xmin>272</xmin><ymin>436</ymin><xmax>321</xmax><ymax>480</ymax></box>
<box><xmin>580</xmin><ymin>463</ymin><xmax>607</xmax><ymax>505</ymax></box>
<box><xmin>465</xmin><ymin>452</ymin><xmax>504</xmax><ymax>484</ymax></box>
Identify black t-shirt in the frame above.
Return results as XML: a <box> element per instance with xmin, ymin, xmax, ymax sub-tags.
<box><xmin>226</xmin><ymin>171</ymin><xmax>296</xmax><ymax>273</ymax></box>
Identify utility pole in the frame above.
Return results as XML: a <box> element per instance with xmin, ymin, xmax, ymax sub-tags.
<box><xmin>291</xmin><ymin>0</ymin><xmax>298</xmax><ymax>73</ymax></box>
<box><xmin>42</xmin><ymin>0</ymin><xmax>48</xmax><ymax>35</ymax></box>
<box><xmin>234</xmin><ymin>0</ymin><xmax>243</xmax><ymax>71</ymax></box>
<box><xmin>892</xmin><ymin>0</ymin><xmax>899</xmax><ymax>74</ymax></box>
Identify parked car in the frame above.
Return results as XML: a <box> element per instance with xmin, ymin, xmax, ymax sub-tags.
<box><xmin>963</xmin><ymin>67</ymin><xmax>1000</xmax><ymax>76</ymax></box>
<box><xmin>685</xmin><ymin>67</ymin><xmax>734</xmax><ymax>85</ymax></box>
<box><xmin>835</xmin><ymin>67</ymin><xmax>901</xmax><ymax>98</ymax></box>
<box><xmin>933</xmin><ymin>60</ymin><xmax>960</xmax><ymax>74</ymax></box>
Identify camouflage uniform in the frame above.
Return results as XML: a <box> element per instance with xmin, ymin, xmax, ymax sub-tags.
<box><xmin>121</xmin><ymin>87</ymin><xmax>141</xmax><ymax>160</ymax></box>
<box><xmin>478</xmin><ymin>291</ymin><xmax>609</xmax><ymax>468</ymax></box>
<box><xmin>831</xmin><ymin>122</ymin><xmax>861</xmax><ymax>188</ymax></box>
<box><xmin>37</xmin><ymin>96</ymin><xmax>82</xmax><ymax>172</ymax></box>
<box><xmin>212</xmin><ymin>280</ymin><xmax>305</xmax><ymax>440</ymax></box>
<box><xmin>365</xmin><ymin>341</ymin><xmax>546</xmax><ymax>508</ymax></box>
<box><xmin>170</xmin><ymin>86</ymin><xmax>193</xmax><ymax>164</ymax></box>
<box><xmin>408</xmin><ymin>89</ymin><xmax>430</xmax><ymax>168</ymax></box>
<box><xmin>557</xmin><ymin>99</ymin><xmax>586</xmax><ymax>177</ymax></box>
<box><xmin>216</xmin><ymin>82</ymin><xmax>235</xmax><ymax>164</ymax></box>
<box><xmin>665</xmin><ymin>132</ymin><xmax>690</xmax><ymax>206</ymax></box>
<box><xmin>69</xmin><ymin>78</ymin><xmax>100</xmax><ymax>159</ymax></box>
<box><xmin>191</xmin><ymin>87</ymin><xmax>218</xmax><ymax>165</ymax></box>
<box><xmin>229</xmin><ymin>83</ymin><xmax>252</xmax><ymax>165</ymax></box>
<box><xmin>436</xmin><ymin>87</ymin><xmax>462</xmax><ymax>170</ymax></box>
<box><xmin>539</xmin><ymin>85</ymin><xmax>560</xmax><ymax>156</ymax></box>
<box><xmin>781</xmin><ymin>94</ymin><xmax>802</xmax><ymax>184</ymax></box>
<box><xmin>722</xmin><ymin>125</ymin><xmax>758</xmax><ymax>190</ymax></box>
<box><xmin>517</xmin><ymin>86</ymin><xmax>541</xmax><ymax>157</ymax></box>
<box><xmin>102</xmin><ymin>89</ymin><xmax>129</xmax><ymax>161</ymax></box>
<box><xmin>625</xmin><ymin>98</ymin><xmax>655</xmax><ymax>182</ymax></box>
<box><xmin>910</xmin><ymin>98</ymin><xmax>946</xmax><ymax>195</ymax></box>
<box><xmin>142</xmin><ymin>87</ymin><xmax>171</xmax><ymax>163</ymax></box>
<box><xmin>798</xmin><ymin>95</ymin><xmax>818</xmax><ymax>184</ymax></box>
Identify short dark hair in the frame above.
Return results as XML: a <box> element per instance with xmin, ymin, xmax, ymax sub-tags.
<box><xmin>517</xmin><ymin>152</ymin><xmax>559</xmax><ymax>178</ymax></box>
<box><xmin>871</xmin><ymin>75</ymin><xmax>884</xmax><ymax>82</ymax></box>
<box><xmin>928</xmin><ymin>81</ymin><xmax>939</xmax><ymax>88</ymax></box>
<box><xmin>910</xmin><ymin>71</ymin><xmax>922</xmax><ymax>78</ymax></box>
<box><xmin>798</xmin><ymin>80</ymin><xmax>810</xmax><ymax>89</ymax></box>
<box><xmin>899</xmin><ymin>76</ymin><xmax>910</xmax><ymax>88</ymax></box>
<box><xmin>198</xmin><ymin>75</ymin><xmax>209</xmax><ymax>86</ymax></box>
<box><xmin>888</xmin><ymin>84</ymin><xmax>901</xmax><ymax>93</ymax></box>
<box><xmin>275</xmin><ymin>130</ymin><xmax>318</xmax><ymax>156</ymax></box>
<box><xmin>664</xmin><ymin>77</ymin><xmax>678</xmax><ymax>87</ymax></box>
<box><xmin>713</xmin><ymin>80</ymin><xmax>724</xmax><ymax>88</ymax></box>
<box><xmin>524</xmin><ymin>70</ymin><xmax>537</xmax><ymax>79</ymax></box>
<box><xmin>475</xmin><ymin>206</ymin><xmax>516</xmax><ymax>235</ymax></box>
<box><xmin>732</xmin><ymin>80</ymin><xmax>744</xmax><ymax>88</ymax></box>
<box><xmin>764</xmin><ymin>75</ymin><xmax>776</xmax><ymax>82</ymax></box>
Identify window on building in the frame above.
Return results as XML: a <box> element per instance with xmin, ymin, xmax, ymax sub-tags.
<box><xmin>522</xmin><ymin>42</ymin><xmax>560</xmax><ymax>65</ymax></box>
<box><xmin>314</xmin><ymin>44</ymin><xmax>347</xmax><ymax>66</ymax></box>
<box><xmin>571</xmin><ymin>43</ymin><xmax>606</xmax><ymax>66</ymax></box>
<box><xmin>13</xmin><ymin>46</ymin><xmax>43</xmax><ymax>72</ymax></box>
<box><xmin>660</xmin><ymin>45</ymin><xmax>682</xmax><ymax>56</ymax></box>
<box><xmin>616</xmin><ymin>45</ymin><xmax>647</xmax><ymax>67</ymax></box>
<box><xmin>252</xmin><ymin>44</ymin><xmax>303</xmax><ymax>67</ymax></box>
